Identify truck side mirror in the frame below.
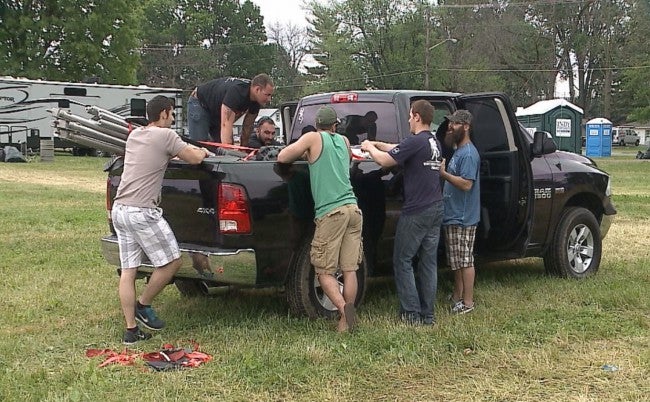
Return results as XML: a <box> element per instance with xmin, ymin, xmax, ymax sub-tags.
<box><xmin>532</xmin><ymin>131</ymin><xmax>557</xmax><ymax>157</ymax></box>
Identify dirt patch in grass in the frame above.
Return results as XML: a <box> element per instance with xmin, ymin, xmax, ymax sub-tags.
<box><xmin>0</xmin><ymin>167</ymin><xmax>104</xmax><ymax>193</ymax></box>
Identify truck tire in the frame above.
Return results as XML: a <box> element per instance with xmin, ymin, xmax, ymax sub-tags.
<box><xmin>286</xmin><ymin>240</ymin><xmax>367</xmax><ymax>319</ymax></box>
<box><xmin>175</xmin><ymin>279</ymin><xmax>204</xmax><ymax>297</ymax></box>
<box><xmin>544</xmin><ymin>207</ymin><xmax>601</xmax><ymax>278</ymax></box>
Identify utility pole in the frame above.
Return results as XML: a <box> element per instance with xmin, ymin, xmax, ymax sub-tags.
<box><xmin>424</xmin><ymin>7</ymin><xmax>457</xmax><ymax>90</ymax></box>
<box><xmin>424</xmin><ymin>7</ymin><xmax>431</xmax><ymax>90</ymax></box>
<box><xmin>425</xmin><ymin>36</ymin><xmax>458</xmax><ymax>90</ymax></box>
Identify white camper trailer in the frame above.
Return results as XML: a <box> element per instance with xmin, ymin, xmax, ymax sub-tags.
<box><xmin>0</xmin><ymin>76</ymin><xmax>183</xmax><ymax>155</ymax></box>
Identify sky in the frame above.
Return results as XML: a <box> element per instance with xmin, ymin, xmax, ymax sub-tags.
<box><xmin>250</xmin><ymin>0</ymin><xmax>312</xmax><ymax>28</ymax></box>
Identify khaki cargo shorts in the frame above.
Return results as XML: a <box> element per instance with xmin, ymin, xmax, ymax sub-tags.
<box><xmin>311</xmin><ymin>204</ymin><xmax>363</xmax><ymax>275</ymax></box>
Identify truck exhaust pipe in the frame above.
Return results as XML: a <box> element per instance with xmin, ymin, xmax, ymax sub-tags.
<box><xmin>200</xmin><ymin>282</ymin><xmax>231</xmax><ymax>296</ymax></box>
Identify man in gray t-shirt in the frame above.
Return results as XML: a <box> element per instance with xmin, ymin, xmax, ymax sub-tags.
<box><xmin>112</xmin><ymin>95</ymin><xmax>212</xmax><ymax>345</ymax></box>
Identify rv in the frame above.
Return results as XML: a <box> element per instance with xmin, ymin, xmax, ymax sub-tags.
<box><xmin>0</xmin><ymin>76</ymin><xmax>183</xmax><ymax>155</ymax></box>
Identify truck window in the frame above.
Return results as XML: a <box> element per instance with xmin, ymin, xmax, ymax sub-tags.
<box><xmin>291</xmin><ymin>103</ymin><xmax>399</xmax><ymax>144</ymax></box>
<box><xmin>464</xmin><ymin>99</ymin><xmax>510</xmax><ymax>153</ymax></box>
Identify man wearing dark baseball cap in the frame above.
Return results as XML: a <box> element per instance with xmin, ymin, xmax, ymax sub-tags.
<box><xmin>445</xmin><ymin>109</ymin><xmax>473</xmax><ymax>125</ymax></box>
<box><xmin>278</xmin><ymin>105</ymin><xmax>362</xmax><ymax>333</ymax></box>
<box><xmin>440</xmin><ymin>109</ymin><xmax>480</xmax><ymax>315</ymax></box>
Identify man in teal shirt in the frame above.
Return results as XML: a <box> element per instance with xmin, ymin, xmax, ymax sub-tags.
<box><xmin>278</xmin><ymin>106</ymin><xmax>362</xmax><ymax>332</ymax></box>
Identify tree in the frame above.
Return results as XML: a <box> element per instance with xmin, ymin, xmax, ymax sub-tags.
<box><xmin>137</xmin><ymin>0</ymin><xmax>269</xmax><ymax>90</ymax></box>
<box><xmin>619</xmin><ymin>0</ymin><xmax>650</xmax><ymax>122</ymax></box>
<box><xmin>267</xmin><ymin>22</ymin><xmax>310</xmax><ymax>103</ymax></box>
<box><xmin>530</xmin><ymin>0</ymin><xmax>634</xmax><ymax>117</ymax></box>
<box><xmin>0</xmin><ymin>0</ymin><xmax>141</xmax><ymax>83</ymax></box>
<box><xmin>304</xmin><ymin>0</ymin><xmax>367</xmax><ymax>92</ymax></box>
<box><xmin>305</xmin><ymin>0</ymin><xmax>454</xmax><ymax>92</ymax></box>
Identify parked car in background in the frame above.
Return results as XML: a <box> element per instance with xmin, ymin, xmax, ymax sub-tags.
<box><xmin>612</xmin><ymin>127</ymin><xmax>640</xmax><ymax>146</ymax></box>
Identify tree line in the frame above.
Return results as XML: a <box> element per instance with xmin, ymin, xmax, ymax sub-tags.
<box><xmin>1</xmin><ymin>0</ymin><xmax>649</xmax><ymax>123</ymax></box>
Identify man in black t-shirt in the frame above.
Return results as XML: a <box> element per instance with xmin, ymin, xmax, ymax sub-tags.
<box><xmin>187</xmin><ymin>74</ymin><xmax>274</xmax><ymax>146</ymax></box>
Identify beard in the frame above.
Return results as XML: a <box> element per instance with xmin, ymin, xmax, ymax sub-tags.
<box><xmin>444</xmin><ymin>126</ymin><xmax>463</xmax><ymax>148</ymax></box>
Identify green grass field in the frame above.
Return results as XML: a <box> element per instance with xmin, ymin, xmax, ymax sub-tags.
<box><xmin>0</xmin><ymin>149</ymin><xmax>648</xmax><ymax>401</ymax></box>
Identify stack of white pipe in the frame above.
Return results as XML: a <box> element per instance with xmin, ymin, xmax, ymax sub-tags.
<box><xmin>48</xmin><ymin>106</ymin><xmax>144</xmax><ymax>156</ymax></box>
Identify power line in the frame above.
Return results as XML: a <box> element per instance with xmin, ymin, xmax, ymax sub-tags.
<box><xmin>436</xmin><ymin>0</ymin><xmax>591</xmax><ymax>8</ymax></box>
<box><xmin>276</xmin><ymin>63</ymin><xmax>650</xmax><ymax>89</ymax></box>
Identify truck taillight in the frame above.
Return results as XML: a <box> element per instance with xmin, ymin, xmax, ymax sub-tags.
<box><xmin>106</xmin><ymin>178</ymin><xmax>113</xmax><ymax>223</ymax></box>
<box><xmin>218</xmin><ymin>183</ymin><xmax>251</xmax><ymax>234</ymax></box>
<box><xmin>331</xmin><ymin>93</ymin><xmax>358</xmax><ymax>103</ymax></box>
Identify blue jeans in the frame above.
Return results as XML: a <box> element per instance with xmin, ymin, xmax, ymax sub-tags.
<box><xmin>393</xmin><ymin>201</ymin><xmax>443</xmax><ymax>324</ymax></box>
<box><xmin>187</xmin><ymin>95</ymin><xmax>211</xmax><ymax>141</ymax></box>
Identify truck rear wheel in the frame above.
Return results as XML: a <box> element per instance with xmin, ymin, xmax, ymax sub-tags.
<box><xmin>544</xmin><ymin>207</ymin><xmax>601</xmax><ymax>278</ymax></box>
<box><xmin>286</xmin><ymin>240</ymin><xmax>367</xmax><ymax>319</ymax></box>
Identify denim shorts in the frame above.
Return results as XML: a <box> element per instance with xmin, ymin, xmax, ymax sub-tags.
<box><xmin>311</xmin><ymin>204</ymin><xmax>363</xmax><ymax>274</ymax></box>
<box><xmin>111</xmin><ymin>203</ymin><xmax>181</xmax><ymax>269</ymax></box>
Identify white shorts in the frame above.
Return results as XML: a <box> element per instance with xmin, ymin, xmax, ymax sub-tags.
<box><xmin>111</xmin><ymin>203</ymin><xmax>180</xmax><ymax>269</ymax></box>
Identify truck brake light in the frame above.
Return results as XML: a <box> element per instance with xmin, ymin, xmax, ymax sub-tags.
<box><xmin>331</xmin><ymin>93</ymin><xmax>358</xmax><ymax>103</ymax></box>
<box><xmin>218</xmin><ymin>183</ymin><xmax>251</xmax><ymax>234</ymax></box>
<box><xmin>106</xmin><ymin>178</ymin><xmax>113</xmax><ymax>224</ymax></box>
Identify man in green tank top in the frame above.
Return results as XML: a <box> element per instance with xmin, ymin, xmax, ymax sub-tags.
<box><xmin>278</xmin><ymin>106</ymin><xmax>363</xmax><ymax>332</ymax></box>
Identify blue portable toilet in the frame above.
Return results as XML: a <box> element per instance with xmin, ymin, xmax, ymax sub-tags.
<box><xmin>585</xmin><ymin>118</ymin><xmax>612</xmax><ymax>157</ymax></box>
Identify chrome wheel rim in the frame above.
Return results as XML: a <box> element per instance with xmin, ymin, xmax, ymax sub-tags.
<box><xmin>313</xmin><ymin>270</ymin><xmax>343</xmax><ymax>312</ymax></box>
<box><xmin>566</xmin><ymin>223</ymin><xmax>594</xmax><ymax>274</ymax></box>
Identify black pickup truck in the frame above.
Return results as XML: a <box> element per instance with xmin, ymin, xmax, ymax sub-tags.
<box><xmin>101</xmin><ymin>90</ymin><xmax>616</xmax><ymax>319</ymax></box>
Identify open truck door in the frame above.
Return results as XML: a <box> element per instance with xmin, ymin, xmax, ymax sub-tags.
<box><xmin>455</xmin><ymin>93</ymin><xmax>534</xmax><ymax>257</ymax></box>
<box><xmin>280</xmin><ymin>101</ymin><xmax>298</xmax><ymax>144</ymax></box>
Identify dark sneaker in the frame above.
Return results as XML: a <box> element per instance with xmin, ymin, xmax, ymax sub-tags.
<box><xmin>451</xmin><ymin>300</ymin><xmax>465</xmax><ymax>313</ymax></box>
<box><xmin>452</xmin><ymin>302</ymin><xmax>475</xmax><ymax>315</ymax></box>
<box><xmin>421</xmin><ymin>314</ymin><xmax>436</xmax><ymax>326</ymax></box>
<box><xmin>123</xmin><ymin>327</ymin><xmax>152</xmax><ymax>345</ymax></box>
<box><xmin>400</xmin><ymin>313</ymin><xmax>422</xmax><ymax>326</ymax></box>
<box><xmin>136</xmin><ymin>305</ymin><xmax>165</xmax><ymax>331</ymax></box>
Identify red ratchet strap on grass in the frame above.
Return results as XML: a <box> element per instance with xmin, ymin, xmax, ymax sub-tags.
<box><xmin>86</xmin><ymin>341</ymin><xmax>212</xmax><ymax>370</ymax></box>
<box><xmin>85</xmin><ymin>348</ymin><xmax>141</xmax><ymax>368</ymax></box>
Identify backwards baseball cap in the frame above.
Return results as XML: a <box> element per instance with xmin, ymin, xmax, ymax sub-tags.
<box><xmin>315</xmin><ymin>105</ymin><xmax>340</xmax><ymax>125</ymax></box>
<box><xmin>255</xmin><ymin>116</ymin><xmax>274</xmax><ymax>128</ymax></box>
<box><xmin>445</xmin><ymin>109</ymin><xmax>473</xmax><ymax>125</ymax></box>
